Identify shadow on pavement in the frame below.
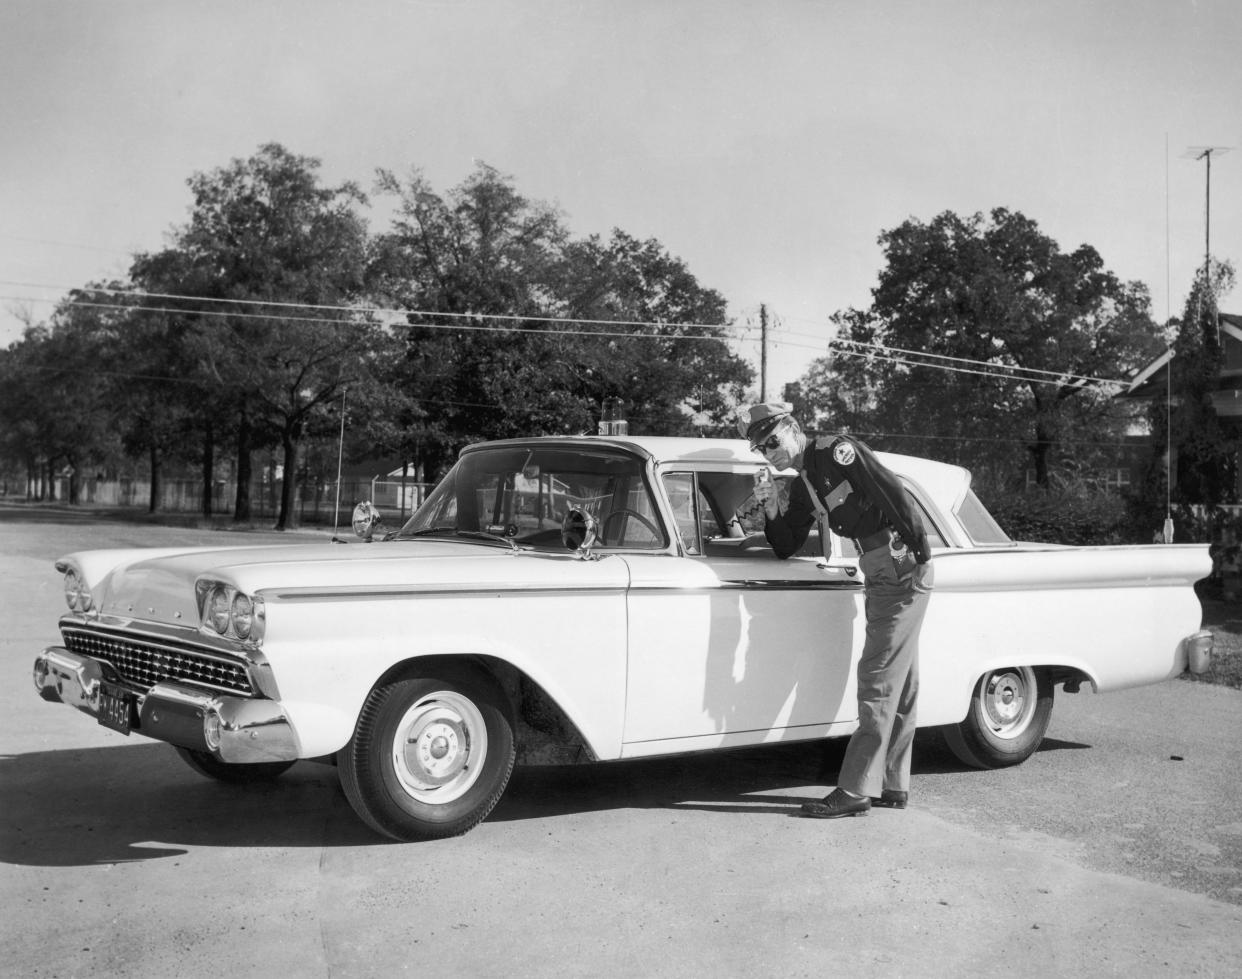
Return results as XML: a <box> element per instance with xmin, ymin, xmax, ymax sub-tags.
<box><xmin>1</xmin><ymin>730</ymin><xmax>1085</xmax><ymax>860</ymax></box>
<box><xmin>0</xmin><ymin>743</ymin><xmax>376</xmax><ymax>865</ymax></box>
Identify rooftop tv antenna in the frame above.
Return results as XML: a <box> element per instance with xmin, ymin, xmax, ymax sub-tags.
<box><xmin>1183</xmin><ymin>145</ymin><xmax>1232</xmax><ymax>331</ymax></box>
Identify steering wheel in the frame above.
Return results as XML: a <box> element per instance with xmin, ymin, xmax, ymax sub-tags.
<box><xmin>600</xmin><ymin>508</ymin><xmax>661</xmax><ymax>545</ymax></box>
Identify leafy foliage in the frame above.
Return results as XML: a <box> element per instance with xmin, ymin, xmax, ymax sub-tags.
<box><xmin>131</xmin><ymin>144</ymin><xmax>387</xmax><ymax>527</ymax></box>
<box><xmin>1164</xmin><ymin>262</ymin><xmax>1237</xmax><ymax>505</ymax></box>
<box><xmin>794</xmin><ymin>209</ymin><xmax>1163</xmax><ymax>494</ymax></box>
<box><xmin>1</xmin><ymin>148</ymin><xmax>750</xmax><ymax>516</ymax></box>
<box><xmin>986</xmin><ymin>488</ymin><xmax>1135</xmax><ymax>545</ymax></box>
<box><xmin>370</xmin><ymin>164</ymin><xmax>751</xmax><ymax>476</ymax></box>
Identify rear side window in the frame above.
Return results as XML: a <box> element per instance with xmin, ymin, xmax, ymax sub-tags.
<box><xmin>955</xmin><ymin>490</ymin><xmax>1011</xmax><ymax>545</ymax></box>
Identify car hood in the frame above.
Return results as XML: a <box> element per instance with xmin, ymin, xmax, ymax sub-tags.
<box><xmin>63</xmin><ymin>539</ymin><xmax>629</xmax><ymax>630</ymax></box>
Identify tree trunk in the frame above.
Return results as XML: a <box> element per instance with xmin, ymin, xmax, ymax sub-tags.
<box><xmin>149</xmin><ymin>445</ymin><xmax>161</xmax><ymax>512</ymax></box>
<box><xmin>1029</xmin><ymin>435</ymin><xmax>1051</xmax><ymax>488</ymax></box>
<box><xmin>1027</xmin><ymin>389</ymin><xmax>1054</xmax><ymax>488</ymax></box>
<box><xmin>68</xmin><ymin>460</ymin><xmax>80</xmax><ymax>505</ymax></box>
<box><xmin>201</xmin><ymin>420</ymin><xmax>215</xmax><ymax>520</ymax></box>
<box><xmin>276</xmin><ymin>429</ymin><xmax>300</xmax><ymax>531</ymax></box>
<box><xmin>234</xmin><ymin>405</ymin><xmax>252</xmax><ymax>522</ymax></box>
<box><xmin>268</xmin><ymin>454</ymin><xmax>278</xmax><ymax>518</ymax></box>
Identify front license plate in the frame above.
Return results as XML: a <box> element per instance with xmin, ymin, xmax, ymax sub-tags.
<box><xmin>97</xmin><ymin>684</ymin><xmax>135</xmax><ymax>735</ymax></box>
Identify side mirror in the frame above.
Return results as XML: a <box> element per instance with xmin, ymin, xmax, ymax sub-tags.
<box><xmin>561</xmin><ymin>508</ymin><xmax>598</xmax><ymax>556</ymax></box>
<box><xmin>352</xmin><ymin>501</ymin><xmax>383</xmax><ymax>541</ymax></box>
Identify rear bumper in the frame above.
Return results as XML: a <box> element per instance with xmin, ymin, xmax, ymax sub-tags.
<box><xmin>33</xmin><ymin>646</ymin><xmax>299</xmax><ymax>763</ymax></box>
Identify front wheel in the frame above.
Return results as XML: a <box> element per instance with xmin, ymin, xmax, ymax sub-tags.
<box><xmin>337</xmin><ymin>672</ymin><xmax>515</xmax><ymax>842</ymax></box>
<box><xmin>174</xmin><ymin>746</ymin><xmax>296</xmax><ymax>782</ymax></box>
<box><xmin>943</xmin><ymin>666</ymin><xmax>1053</xmax><ymax>769</ymax></box>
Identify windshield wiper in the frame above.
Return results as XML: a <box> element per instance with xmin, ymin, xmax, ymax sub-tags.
<box><xmin>395</xmin><ymin>528</ymin><xmax>521</xmax><ymax>551</ymax></box>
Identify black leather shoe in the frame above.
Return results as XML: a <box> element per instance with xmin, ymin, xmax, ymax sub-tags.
<box><xmin>800</xmin><ymin>788</ymin><xmax>870</xmax><ymax>819</ymax></box>
<box><xmin>870</xmin><ymin>790</ymin><xmax>908</xmax><ymax>810</ymax></box>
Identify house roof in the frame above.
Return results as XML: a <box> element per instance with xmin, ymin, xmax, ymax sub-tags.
<box><xmin>1122</xmin><ymin>313</ymin><xmax>1242</xmax><ymax>399</ymax></box>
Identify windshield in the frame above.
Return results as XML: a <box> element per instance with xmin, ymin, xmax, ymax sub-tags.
<box><xmin>399</xmin><ymin>444</ymin><xmax>669</xmax><ymax>551</ymax></box>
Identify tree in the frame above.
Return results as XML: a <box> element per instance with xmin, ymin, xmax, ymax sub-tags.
<box><xmin>371</xmin><ymin>163</ymin><xmax>751</xmax><ymax>475</ymax></box>
<box><xmin>1154</xmin><ymin>259</ymin><xmax>1238</xmax><ymax>508</ymax></box>
<box><xmin>557</xmin><ymin>229</ymin><xmax>751</xmax><ymax>435</ymax></box>
<box><xmin>102</xmin><ymin>252</ymin><xmax>214</xmax><ymax>514</ymax></box>
<box><xmin>152</xmin><ymin>143</ymin><xmax>381</xmax><ymax>528</ymax></box>
<box><xmin>798</xmin><ymin>209</ymin><xmax>1163</xmax><ymax>489</ymax></box>
<box><xmin>0</xmin><ymin>293</ymin><xmax>122</xmax><ymax>502</ymax></box>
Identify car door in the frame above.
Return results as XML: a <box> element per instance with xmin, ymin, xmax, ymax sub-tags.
<box><xmin>620</xmin><ymin>465</ymin><xmax>865</xmax><ymax>758</ymax></box>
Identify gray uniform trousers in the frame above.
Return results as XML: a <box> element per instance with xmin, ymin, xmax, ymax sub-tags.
<box><xmin>836</xmin><ymin>546</ymin><xmax>933</xmax><ymax>797</ymax></box>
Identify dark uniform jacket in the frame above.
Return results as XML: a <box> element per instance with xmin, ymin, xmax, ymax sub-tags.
<box><xmin>764</xmin><ymin>435</ymin><xmax>931</xmax><ymax>564</ymax></box>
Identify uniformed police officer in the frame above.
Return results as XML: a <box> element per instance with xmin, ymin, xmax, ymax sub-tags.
<box><xmin>739</xmin><ymin>402</ymin><xmax>934</xmax><ymax>818</ymax></box>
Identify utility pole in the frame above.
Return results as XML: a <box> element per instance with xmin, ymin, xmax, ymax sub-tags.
<box><xmin>759</xmin><ymin>303</ymin><xmax>768</xmax><ymax>401</ymax></box>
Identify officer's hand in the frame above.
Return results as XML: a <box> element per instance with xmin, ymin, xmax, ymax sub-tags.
<box><xmin>913</xmin><ymin>561</ymin><xmax>934</xmax><ymax>592</ymax></box>
<box><xmin>753</xmin><ymin>469</ymin><xmax>780</xmax><ymax>519</ymax></box>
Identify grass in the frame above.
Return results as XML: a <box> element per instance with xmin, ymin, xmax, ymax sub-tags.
<box><xmin>1185</xmin><ymin>581</ymin><xmax>1242</xmax><ymax>689</ymax></box>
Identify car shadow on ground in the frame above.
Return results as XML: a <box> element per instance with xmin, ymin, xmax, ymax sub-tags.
<box><xmin>1</xmin><ymin>732</ymin><xmax>1091</xmax><ymax>861</ymax></box>
<box><xmin>495</xmin><ymin>731</ymin><xmax>1091</xmax><ymax>822</ymax></box>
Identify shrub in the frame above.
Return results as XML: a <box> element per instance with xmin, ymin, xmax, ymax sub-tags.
<box><xmin>984</xmin><ymin>489</ymin><xmax>1135</xmax><ymax>545</ymax></box>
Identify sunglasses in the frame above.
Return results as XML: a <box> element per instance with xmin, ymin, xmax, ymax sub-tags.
<box><xmin>751</xmin><ymin>434</ymin><xmax>782</xmax><ymax>453</ymax></box>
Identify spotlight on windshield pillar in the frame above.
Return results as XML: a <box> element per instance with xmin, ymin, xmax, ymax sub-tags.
<box><xmin>598</xmin><ymin>398</ymin><xmax>628</xmax><ymax>436</ymax></box>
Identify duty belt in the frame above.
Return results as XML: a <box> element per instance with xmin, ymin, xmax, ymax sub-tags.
<box><xmin>853</xmin><ymin>528</ymin><xmax>894</xmax><ymax>554</ymax></box>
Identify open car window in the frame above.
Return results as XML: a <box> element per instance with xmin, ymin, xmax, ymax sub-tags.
<box><xmin>403</xmin><ymin>445</ymin><xmax>668</xmax><ymax>550</ymax></box>
<box><xmin>667</xmin><ymin>470</ymin><xmax>949</xmax><ymax>559</ymax></box>
<box><xmin>663</xmin><ymin>471</ymin><xmax>782</xmax><ymax>557</ymax></box>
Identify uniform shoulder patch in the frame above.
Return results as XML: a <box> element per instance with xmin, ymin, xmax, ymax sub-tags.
<box><xmin>832</xmin><ymin>440</ymin><xmax>856</xmax><ymax>466</ymax></box>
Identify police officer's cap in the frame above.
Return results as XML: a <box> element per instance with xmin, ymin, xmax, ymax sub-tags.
<box><xmin>736</xmin><ymin>402</ymin><xmax>793</xmax><ymax>442</ymax></box>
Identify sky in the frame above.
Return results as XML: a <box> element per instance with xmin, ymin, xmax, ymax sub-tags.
<box><xmin>2</xmin><ymin>0</ymin><xmax>1240</xmax><ymax>394</ymax></box>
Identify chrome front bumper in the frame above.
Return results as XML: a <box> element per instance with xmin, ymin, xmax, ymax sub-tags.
<box><xmin>33</xmin><ymin>646</ymin><xmax>299</xmax><ymax>764</ymax></box>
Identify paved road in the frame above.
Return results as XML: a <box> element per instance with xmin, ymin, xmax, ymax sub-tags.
<box><xmin>2</xmin><ymin>510</ymin><xmax>1240</xmax><ymax>977</ymax></box>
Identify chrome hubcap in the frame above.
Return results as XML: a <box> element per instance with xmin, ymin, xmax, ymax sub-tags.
<box><xmin>981</xmin><ymin>668</ymin><xmax>1036</xmax><ymax>739</ymax></box>
<box><xmin>392</xmin><ymin>691</ymin><xmax>488</xmax><ymax>804</ymax></box>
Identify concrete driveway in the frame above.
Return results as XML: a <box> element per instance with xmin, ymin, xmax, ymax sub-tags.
<box><xmin>2</xmin><ymin>509</ymin><xmax>1240</xmax><ymax>977</ymax></box>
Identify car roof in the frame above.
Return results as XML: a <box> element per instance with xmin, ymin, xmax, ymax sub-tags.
<box><xmin>461</xmin><ymin>434</ymin><xmax>973</xmax><ymax>503</ymax></box>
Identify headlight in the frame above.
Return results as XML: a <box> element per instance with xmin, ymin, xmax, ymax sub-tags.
<box><xmin>63</xmin><ymin>569</ymin><xmax>92</xmax><ymax>612</ymax></box>
<box><xmin>197</xmin><ymin>580</ymin><xmax>265</xmax><ymax>642</ymax></box>
<box><xmin>230</xmin><ymin>593</ymin><xmax>254</xmax><ymax>639</ymax></box>
<box><xmin>207</xmin><ymin>585</ymin><xmax>232</xmax><ymax>634</ymax></box>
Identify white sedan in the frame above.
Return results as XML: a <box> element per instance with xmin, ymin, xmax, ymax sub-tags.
<box><xmin>34</xmin><ymin>436</ymin><xmax>1212</xmax><ymax>841</ymax></box>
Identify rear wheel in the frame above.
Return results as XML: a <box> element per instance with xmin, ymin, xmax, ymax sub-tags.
<box><xmin>944</xmin><ymin>666</ymin><xmax>1053</xmax><ymax>769</ymax></box>
<box><xmin>174</xmin><ymin>746</ymin><xmax>296</xmax><ymax>782</ymax></box>
<box><xmin>337</xmin><ymin>671</ymin><xmax>515</xmax><ymax>842</ymax></box>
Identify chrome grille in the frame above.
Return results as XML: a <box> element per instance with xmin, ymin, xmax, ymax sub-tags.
<box><xmin>61</xmin><ymin>626</ymin><xmax>254</xmax><ymax>695</ymax></box>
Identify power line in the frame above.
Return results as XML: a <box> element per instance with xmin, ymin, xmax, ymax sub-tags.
<box><xmin>0</xmin><ymin>294</ymin><xmax>745</xmax><ymax>346</ymax></box>
<box><xmin>0</xmin><ymin>281</ymin><xmax>745</xmax><ymax>338</ymax></box>
<box><xmin>838</xmin><ymin>428</ymin><xmax>1147</xmax><ymax>449</ymax></box>
<box><xmin>827</xmin><ymin>343</ymin><xmax>1124</xmax><ymax>390</ymax></box>
<box><xmin>2</xmin><ymin>280</ymin><xmax>1132</xmax><ymax>389</ymax></box>
<box><xmin>830</xmin><ymin>337</ymin><xmax>1125</xmax><ymax>386</ymax></box>
<box><xmin>11</xmin><ymin>362</ymin><xmax>1144</xmax><ymax>448</ymax></box>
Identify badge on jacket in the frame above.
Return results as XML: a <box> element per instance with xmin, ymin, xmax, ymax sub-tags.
<box><xmin>833</xmin><ymin>441</ymin><xmax>856</xmax><ymax>466</ymax></box>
